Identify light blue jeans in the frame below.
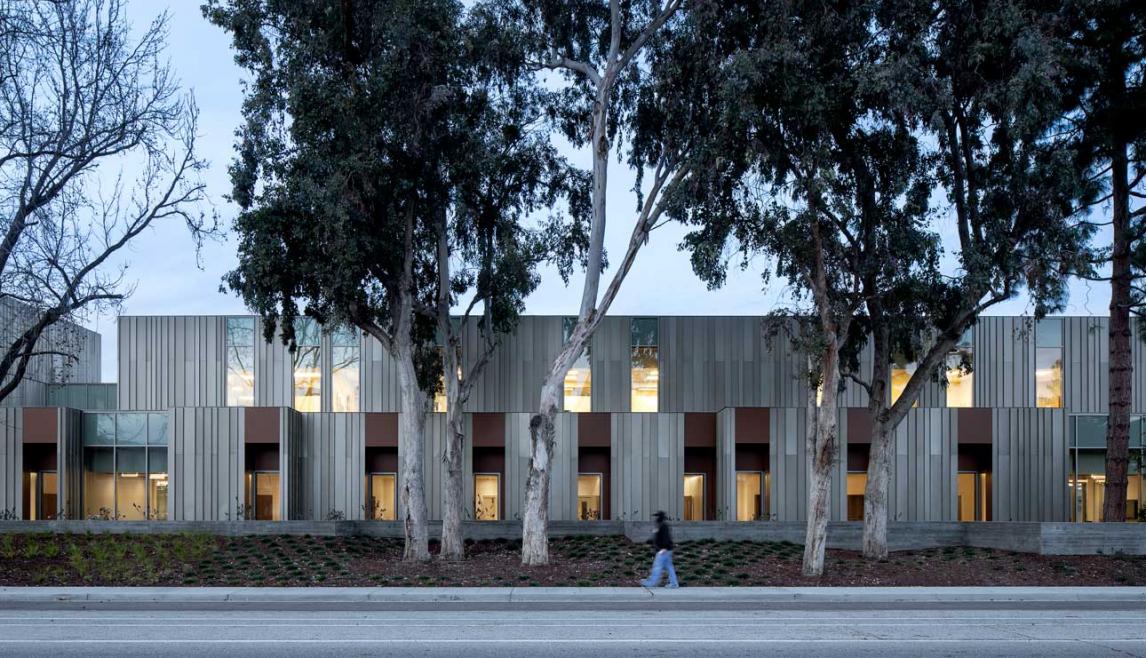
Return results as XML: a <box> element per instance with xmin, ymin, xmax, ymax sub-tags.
<box><xmin>641</xmin><ymin>549</ymin><xmax>679</xmax><ymax>587</ymax></box>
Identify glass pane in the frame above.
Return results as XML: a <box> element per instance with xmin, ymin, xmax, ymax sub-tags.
<box><xmin>251</xmin><ymin>472</ymin><xmax>281</xmax><ymax>521</ymax></box>
<box><xmin>631</xmin><ymin>318</ymin><xmax>658</xmax><ymax>347</ymax></box>
<box><xmin>1073</xmin><ymin>416</ymin><xmax>1107</xmax><ymax>448</ymax></box>
<box><xmin>1036</xmin><ymin>318</ymin><xmax>1063</xmax><ymax>348</ymax></box>
<box><xmin>116</xmin><ymin>447</ymin><xmax>147</xmax><ymax>520</ymax></box>
<box><xmin>332</xmin><ymin>326</ymin><xmax>358</xmax><ymax>348</ymax></box>
<box><xmin>293</xmin><ymin>342</ymin><xmax>322</xmax><ymax>412</ymax></box>
<box><xmin>683</xmin><ymin>474</ymin><xmax>705</xmax><ymax>521</ymax></box>
<box><xmin>117</xmin><ymin>447</ymin><xmax>147</xmax><ymax>474</ymax></box>
<box><xmin>83</xmin><ymin>413</ymin><xmax>115</xmax><ymax>446</ymax></box>
<box><xmin>736</xmin><ymin>472</ymin><xmax>763</xmax><ymax>521</ymax></box>
<box><xmin>577</xmin><ymin>474</ymin><xmax>602</xmax><ymax>520</ymax></box>
<box><xmin>83</xmin><ymin>448</ymin><xmax>115</xmax><ymax>519</ymax></box>
<box><xmin>116</xmin><ymin>414</ymin><xmax>146</xmax><ymax>445</ymax></box>
<box><xmin>149</xmin><ymin>473</ymin><xmax>168</xmax><ymax>521</ymax></box>
<box><xmin>631</xmin><ymin>346</ymin><xmax>659</xmax><ymax>413</ymax></box>
<box><xmin>956</xmin><ymin>327</ymin><xmax>973</xmax><ymax>349</ymax></box>
<box><xmin>946</xmin><ymin>350</ymin><xmax>973</xmax><ymax>408</ymax></box>
<box><xmin>1036</xmin><ymin>347</ymin><xmax>1063</xmax><ymax>408</ymax></box>
<box><xmin>890</xmin><ymin>362</ymin><xmax>916</xmax><ymax>406</ymax></box>
<box><xmin>957</xmin><ymin>472</ymin><xmax>978</xmax><ymax>521</ymax></box>
<box><xmin>564</xmin><ymin>361</ymin><xmax>591</xmax><ymax>413</ymax></box>
<box><xmin>847</xmin><ymin>472</ymin><xmax>867</xmax><ymax>521</ymax></box>
<box><xmin>148</xmin><ymin>447</ymin><xmax>168</xmax><ymax>474</ymax></box>
<box><xmin>147</xmin><ymin>413</ymin><xmax>168</xmax><ymax>445</ymax></box>
<box><xmin>367</xmin><ymin>473</ymin><xmax>396</xmax><ymax>520</ymax></box>
<box><xmin>474</xmin><ymin>474</ymin><xmax>500</xmax><ymax>521</ymax></box>
<box><xmin>226</xmin><ymin>317</ymin><xmax>255</xmax><ymax>346</ymax></box>
<box><xmin>332</xmin><ymin>346</ymin><xmax>360</xmax><ymax>412</ymax></box>
<box><xmin>226</xmin><ymin>316</ymin><xmax>256</xmax><ymax>408</ymax></box>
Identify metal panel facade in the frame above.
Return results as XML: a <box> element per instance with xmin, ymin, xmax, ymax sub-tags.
<box><xmin>170</xmin><ymin>407</ymin><xmax>245</xmax><ymax>521</ymax></box>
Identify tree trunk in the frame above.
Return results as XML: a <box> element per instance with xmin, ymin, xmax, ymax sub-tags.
<box><xmin>522</xmin><ymin>381</ymin><xmax>560</xmax><ymax>566</ymax></box>
<box><xmin>803</xmin><ymin>340</ymin><xmax>842</xmax><ymax>577</ymax></box>
<box><xmin>1104</xmin><ymin>141</ymin><xmax>1132</xmax><ymax>523</ymax></box>
<box><xmin>396</xmin><ymin>346</ymin><xmax>430</xmax><ymax>562</ymax></box>
<box><xmin>440</xmin><ymin>403</ymin><xmax>466</xmax><ymax>560</ymax></box>
<box><xmin>862</xmin><ymin>414</ymin><xmax>892</xmax><ymax>559</ymax></box>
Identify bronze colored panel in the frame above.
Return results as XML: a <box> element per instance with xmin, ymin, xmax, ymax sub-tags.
<box><xmin>578</xmin><ymin>413</ymin><xmax>611</xmax><ymax>447</ymax></box>
<box><xmin>366</xmin><ymin>447</ymin><xmax>398</xmax><ymax>473</ymax></box>
<box><xmin>847</xmin><ymin>443</ymin><xmax>870</xmax><ymax>471</ymax></box>
<box><xmin>958</xmin><ymin>408</ymin><xmax>992</xmax><ymax>445</ymax></box>
<box><xmin>23</xmin><ymin>443</ymin><xmax>57</xmax><ymax>471</ymax></box>
<box><xmin>734</xmin><ymin>408</ymin><xmax>769</xmax><ymax>444</ymax></box>
<box><xmin>847</xmin><ymin>408</ymin><xmax>872</xmax><ymax>444</ymax></box>
<box><xmin>244</xmin><ymin>407</ymin><xmax>280</xmax><ymax>444</ymax></box>
<box><xmin>684</xmin><ymin>412</ymin><xmax>716</xmax><ymax>448</ymax></box>
<box><xmin>21</xmin><ymin>408</ymin><xmax>58</xmax><ymax>444</ymax></box>
<box><xmin>365</xmin><ymin>413</ymin><xmax>399</xmax><ymax>447</ymax></box>
<box><xmin>245</xmin><ymin>444</ymin><xmax>279</xmax><ymax>471</ymax></box>
<box><xmin>472</xmin><ymin>413</ymin><xmax>505</xmax><ymax>448</ymax></box>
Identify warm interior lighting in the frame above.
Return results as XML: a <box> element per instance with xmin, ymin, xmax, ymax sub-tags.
<box><xmin>564</xmin><ymin>366</ymin><xmax>591</xmax><ymax>413</ymax></box>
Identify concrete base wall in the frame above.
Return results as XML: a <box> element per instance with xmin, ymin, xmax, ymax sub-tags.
<box><xmin>1</xmin><ymin>520</ymin><xmax>1144</xmax><ymax>555</ymax></box>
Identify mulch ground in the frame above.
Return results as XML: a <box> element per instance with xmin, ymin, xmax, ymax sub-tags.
<box><xmin>0</xmin><ymin>533</ymin><xmax>1142</xmax><ymax>587</ymax></box>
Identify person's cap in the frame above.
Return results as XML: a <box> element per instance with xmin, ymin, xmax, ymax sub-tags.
<box><xmin>654</xmin><ymin>511</ymin><xmax>667</xmax><ymax>522</ymax></box>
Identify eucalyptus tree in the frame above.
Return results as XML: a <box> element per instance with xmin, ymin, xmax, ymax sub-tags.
<box><xmin>478</xmin><ymin>0</ymin><xmax>694</xmax><ymax>566</ymax></box>
<box><xmin>1058</xmin><ymin>0</ymin><xmax>1145</xmax><ymax>522</ymax></box>
<box><xmin>0</xmin><ymin>0</ymin><xmax>207</xmax><ymax>402</ymax></box>
<box><xmin>206</xmin><ymin>0</ymin><xmax>478</xmax><ymax>561</ymax></box>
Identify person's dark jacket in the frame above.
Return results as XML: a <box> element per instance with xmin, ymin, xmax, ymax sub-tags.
<box><xmin>653</xmin><ymin>522</ymin><xmax>674</xmax><ymax>551</ymax></box>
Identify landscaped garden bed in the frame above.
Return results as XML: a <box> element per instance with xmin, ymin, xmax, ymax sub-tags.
<box><xmin>0</xmin><ymin>532</ymin><xmax>1141</xmax><ymax>587</ymax></box>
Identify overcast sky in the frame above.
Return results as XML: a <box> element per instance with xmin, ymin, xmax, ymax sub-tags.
<box><xmin>90</xmin><ymin>1</ymin><xmax>1116</xmax><ymax>381</ymax></box>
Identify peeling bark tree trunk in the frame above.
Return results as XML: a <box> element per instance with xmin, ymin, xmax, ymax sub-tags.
<box><xmin>440</xmin><ymin>400</ymin><xmax>466</xmax><ymax>560</ymax></box>
<box><xmin>396</xmin><ymin>335</ymin><xmax>430</xmax><ymax>562</ymax></box>
<box><xmin>1104</xmin><ymin>142</ymin><xmax>1132</xmax><ymax>523</ymax></box>
<box><xmin>522</xmin><ymin>380</ymin><xmax>561</xmax><ymax>566</ymax></box>
<box><xmin>803</xmin><ymin>341</ymin><xmax>842</xmax><ymax>578</ymax></box>
<box><xmin>863</xmin><ymin>325</ymin><xmax>892</xmax><ymax>559</ymax></box>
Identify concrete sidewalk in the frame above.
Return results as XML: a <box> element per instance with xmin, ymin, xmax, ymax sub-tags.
<box><xmin>4</xmin><ymin>586</ymin><xmax>1146</xmax><ymax>608</ymax></box>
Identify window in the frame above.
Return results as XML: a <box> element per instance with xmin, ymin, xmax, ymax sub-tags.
<box><xmin>946</xmin><ymin>329</ymin><xmax>973</xmax><ymax>408</ymax></box>
<box><xmin>735</xmin><ymin>471</ymin><xmax>764</xmax><ymax>521</ymax></box>
<box><xmin>292</xmin><ymin>318</ymin><xmax>321</xmax><ymax>412</ymax></box>
<box><xmin>683</xmin><ymin>474</ymin><xmax>705</xmax><ymax>521</ymax></box>
<box><xmin>957</xmin><ymin>472</ymin><xmax>990</xmax><ymax>521</ymax></box>
<box><xmin>890</xmin><ymin>355</ymin><xmax>917</xmax><ymax>407</ymax></box>
<box><xmin>246</xmin><ymin>471</ymin><xmax>281</xmax><ymax>521</ymax></box>
<box><xmin>332</xmin><ymin>327</ymin><xmax>360</xmax><ymax>412</ymax></box>
<box><xmin>474</xmin><ymin>474</ymin><xmax>500</xmax><ymax>521</ymax></box>
<box><xmin>23</xmin><ymin>471</ymin><xmax>58</xmax><ymax>520</ymax></box>
<box><xmin>432</xmin><ymin>347</ymin><xmax>461</xmax><ymax>413</ymax></box>
<box><xmin>562</xmin><ymin>318</ymin><xmax>591</xmax><ymax>412</ymax></box>
<box><xmin>225</xmin><ymin>317</ymin><xmax>255</xmax><ymax>406</ymax></box>
<box><xmin>82</xmin><ymin>413</ymin><xmax>169</xmax><ymax>520</ymax></box>
<box><xmin>1036</xmin><ymin>318</ymin><xmax>1063</xmax><ymax>408</ymax></box>
<box><xmin>577</xmin><ymin>473</ymin><xmax>603</xmax><ymax>520</ymax></box>
<box><xmin>366</xmin><ymin>473</ymin><xmax>397</xmax><ymax>520</ymax></box>
<box><xmin>1069</xmin><ymin>415</ymin><xmax>1146</xmax><ymax>522</ymax></box>
<box><xmin>847</xmin><ymin>472</ymin><xmax>866</xmax><ymax>521</ymax></box>
<box><xmin>631</xmin><ymin>318</ymin><xmax>659</xmax><ymax>412</ymax></box>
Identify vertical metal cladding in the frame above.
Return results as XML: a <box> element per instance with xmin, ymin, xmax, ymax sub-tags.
<box><xmin>0</xmin><ymin>408</ymin><xmax>20</xmax><ymax>516</ymax></box>
<box><xmin>992</xmin><ymin>408</ymin><xmax>1068</xmax><ymax>522</ymax></box>
<box><xmin>610</xmin><ymin>413</ymin><xmax>683</xmax><ymax>521</ymax></box>
<box><xmin>0</xmin><ymin>299</ymin><xmax>101</xmax><ymax>408</ymax></box>
<box><xmin>170</xmin><ymin>407</ymin><xmax>245</xmax><ymax>521</ymax></box>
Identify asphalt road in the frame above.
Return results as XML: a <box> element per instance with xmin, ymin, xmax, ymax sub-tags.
<box><xmin>0</xmin><ymin>606</ymin><xmax>1144</xmax><ymax>656</ymax></box>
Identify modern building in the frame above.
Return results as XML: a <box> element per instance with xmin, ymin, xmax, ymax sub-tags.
<box><xmin>1</xmin><ymin>313</ymin><xmax>1144</xmax><ymax>525</ymax></box>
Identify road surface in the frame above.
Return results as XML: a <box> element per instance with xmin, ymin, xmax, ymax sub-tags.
<box><xmin>1</xmin><ymin>606</ymin><xmax>1144</xmax><ymax>656</ymax></box>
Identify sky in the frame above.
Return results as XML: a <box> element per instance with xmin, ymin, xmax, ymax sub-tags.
<box><xmin>88</xmin><ymin>1</ymin><xmax>1116</xmax><ymax>382</ymax></box>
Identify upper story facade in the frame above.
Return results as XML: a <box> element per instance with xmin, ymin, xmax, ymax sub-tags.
<box><xmin>0</xmin><ymin>298</ymin><xmax>102</xmax><ymax>408</ymax></box>
<box><xmin>115</xmin><ymin>314</ymin><xmax>1146</xmax><ymax>416</ymax></box>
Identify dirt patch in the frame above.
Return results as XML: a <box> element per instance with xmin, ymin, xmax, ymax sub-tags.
<box><xmin>0</xmin><ymin>533</ymin><xmax>1141</xmax><ymax>587</ymax></box>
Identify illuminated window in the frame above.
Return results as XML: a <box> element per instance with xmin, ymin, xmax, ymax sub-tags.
<box><xmin>957</xmin><ymin>472</ymin><xmax>990</xmax><ymax>521</ymax></box>
<box><xmin>1036</xmin><ymin>318</ymin><xmax>1063</xmax><ymax>408</ymax></box>
<box><xmin>631</xmin><ymin>318</ymin><xmax>659</xmax><ymax>412</ymax></box>
<box><xmin>890</xmin><ymin>355</ymin><xmax>917</xmax><ymax>406</ymax></box>
<box><xmin>292</xmin><ymin>318</ymin><xmax>321</xmax><ymax>412</ymax></box>
<box><xmin>22</xmin><ymin>471</ymin><xmax>57</xmax><ymax>520</ymax></box>
<box><xmin>562</xmin><ymin>318</ymin><xmax>591</xmax><ymax>412</ymax></box>
<box><xmin>946</xmin><ymin>329</ymin><xmax>973</xmax><ymax>408</ymax></box>
<box><xmin>366</xmin><ymin>473</ymin><xmax>396</xmax><ymax>520</ymax></box>
<box><xmin>432</xmin><ymin>346</ymin><xmax>461</xmax><ymax>413</ymax></box>
<box><xmin>847</xmin><ymin>472</ymin><xmax>866</xmax><ymax>521</ymax></box>
<box><xmin>736</xmin><ymin>471</ymin><xmax>764</xmax><ymax>521</ymax></box>
<box><xmin>82</xmin><ymin>413</ymin><xmax>168</xmax><ymax>520</ymax></box>
<box><xmin>225</xmin><ymin>317</ymin><xmax>255</xmax><ymax>406</ymax></box>
<box><xmin>331</xmin><ymin>327</ymin><xmax>360</xmax><ymax>412</ymax></box>
<box><xmin>1069</xmin><ymin>416</ymin><xmax>1146</xmax><ymax>522</ymax></box>
<box><xmin>577</xmin><ymin>473</ymin><xmax>602</xmax><ymax>520</ymax></box>
<box><xmin>474</xmin><ymin>474</ymin><xmax>500</xmax><ymax>521</ymax></box>
<box><xmin>246</xmin><ymin>471</ymin><xmax>281</xmax><ymax>520</ymax></box>
<box><xmin>683</xmin><ymin>474</ymin><xmax>705</xmax><ymax>520</ymax></box>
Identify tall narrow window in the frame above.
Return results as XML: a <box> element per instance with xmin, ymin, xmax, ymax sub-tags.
<box><xmin>577</xmin><ymin>473</ymin><xmax>602</xmax><ymax>520</ymax></box>
<box><xmin>562</xmin><ymin>318</ymin><xmax>591</xmax><ymax>412</ymax></box>
<box><xmin>683</xmin><ymin>474</ymin><xmax>705</xmax><ymax>520</ymax></box>
<box><xmin>366</xmin><ymin>473</ymin><xmax>397</xmax><ymax>520</ymax></box>
<box><xmin>890</xmin><ymin>355</ymin><xmax>917</xmax><ymax>406</ymax></box>
<box><xmin>225</xmin><ymin>317</ymin><xmax>255</xmax><ymax>406</ymax></box>
<box><xmin>1036</xmin><ymin>318</ymin><xmax>1063</xmax><ymax>408</ymax></box>
<box><xmin>847</xmin><ymin>472</ymin><xmax>867</xmax><ymax>521</ymax></box>
<box><xmin>946</xmin><ymin>328</ymin><xmax>974</xmax><ymax>408</ymax></box>
<box><xmin>474</xmin><ymin>474</ymin><xmax>500</xmax><ymax>520</ymax></box>
<box><xmin>735</xmin><ymin>471</ymin><xmax>763</xmax><ymax>521</ymax></box>
<box><xmin>292</xmin><ymin>318</ymin><xmax>321</xmax><ymax>412</ymax></box>
<box><xmin>331</xmin><ymin>327</ymin><xmax>360</xmax><ymax>412</ymax></box>
<box><xmin>432</xmin><ymin>346</ymin><xmax>460</xmax><ymax>413</ymax></box>
<box><xmin>631</xmin><ymin>318</ymin><xmax>659</xmax><ymax>412</ymax></box>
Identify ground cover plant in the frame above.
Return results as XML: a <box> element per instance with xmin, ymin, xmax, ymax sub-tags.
<box><xmin>0</xmin><ymin>533</ymin><xmax>1142</xmax><ymax>587</ymax></box>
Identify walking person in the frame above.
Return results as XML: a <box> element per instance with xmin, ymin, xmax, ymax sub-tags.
<box><xmin>640</xmin><ymin>510</ymin><xmax>679</xmax><ymax>588</ymax></box>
